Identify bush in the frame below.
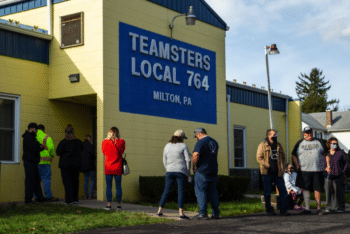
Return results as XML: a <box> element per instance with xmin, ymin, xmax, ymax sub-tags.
<box><xmin>139</xmin><ymin>175</ymin><xmax>250</xmax><ymax>203</ymax></box>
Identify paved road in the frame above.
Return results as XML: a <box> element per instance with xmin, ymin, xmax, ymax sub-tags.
<box><xmin>80</xmin><ymin>209</ymin><xmax>350</xmax><ymax>234</ymax></box>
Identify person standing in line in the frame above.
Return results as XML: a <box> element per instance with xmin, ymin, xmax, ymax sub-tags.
<box><xmin>257</xmin><ymin>129</ymin><xmax>289</xmax><ymax>216</ymax></box>
<box><xmin>157</xmin><ymin>130</ymin><xmax>191</xmax><ymax>220</ymax></box>
<box><xmin>324</xmin><ymin>137</ymin><xmax>348</xmax><ymax>213</ymax></box>
<box><xmin>192</xmin><ymin>128</ymin><xmax>220</xmax><ymax>220</ymax></box>
<box><xmin>22</xmin><ymin>122</ymin><xmax>46</xmax><ymax>204</ymax></box>
<box><xmin>81</xmin><ymin>135</ymin><xmax>96</xmax><ymax>199</ymax></box>
<box><xmin>56</xmin><ymin>124</ymin><xmax>83</xmax><ymax>205</ymax></box>
<box><xmin>292</xmin><ymin>126</ymin><xmax>327</xmax><ymax>215</ymax></box>
<box><xmin>36</xmin><ymin>124</ymin><xmax>58</xmax><ymax>201</ymax></box>
<box><xmin>102</xmin><ymin>127</ymin><xmax>125</xmax><ymax>211</ymax></box>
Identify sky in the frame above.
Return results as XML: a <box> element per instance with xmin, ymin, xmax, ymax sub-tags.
<box><xmin>205</xmin><ymin>0</ymin><xmax>350</xmax><ymax>111</ymax></box>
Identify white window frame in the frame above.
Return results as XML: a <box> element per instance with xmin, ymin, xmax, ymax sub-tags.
<box><xmin>233</xmin><ymin>125</ymin><xmax>247</xmax><ymax>168</ymax></box>
<box><xmin>0</xmin><ymin>93</ymin><xmax>21</xmax><ymax>164</ymax></box>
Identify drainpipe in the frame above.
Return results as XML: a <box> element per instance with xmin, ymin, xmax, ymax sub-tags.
<box><xmin>285</xmin><ymin>99</ymin><xmax>289</xmax><ymax>163</ymax></box>
<box><xmin>47</xmin><ymin>0</ymin><xmax>52</xmax><ymax>35</ymax></box>
<box><xmin>227</xmin><ymin>94</ymin><xmax>232</xmax><ymax>173</ymax></box>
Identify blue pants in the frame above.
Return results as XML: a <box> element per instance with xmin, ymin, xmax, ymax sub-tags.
<box><xmin>106</xmin><ymin>175</ymin><xmax>122</xmax><ymax>202</ymax></box>
<box><xmin>262</xmin><ymin>174</ymin><xmax>288</xmax><ymax>213</ymax></box>
<box><xmin>38</xmin><ymin>164</ymin><xmax>52</xmax><ymax>198</ymax></box>
<box><xmin>84</xmin><ymin>171</ymin><xmax>96</xmax><ymax>198</ymax></box>
<box><xmin>159</xmin><ymin>172</ymin><xmax>187</xmax><ymax>208</ymax></box>
<box><xmin>194</xmin><ymin>172</ymin><xmax>220</xmax><ymax>216</ymax></box>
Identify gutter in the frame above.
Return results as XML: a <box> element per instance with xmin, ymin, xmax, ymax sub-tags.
<box><xmin>0</xmin><ymin>21</ymin><xmax>53</xmax><ymax>40</ymax></box>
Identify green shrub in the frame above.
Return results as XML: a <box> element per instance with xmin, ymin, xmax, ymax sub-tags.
<box><xmin>139</xmin><ymin>175</ymin><xmax>250</xmax><ymax>203</ymax></box>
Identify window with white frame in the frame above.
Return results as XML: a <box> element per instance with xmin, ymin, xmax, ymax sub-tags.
<box><xmin>234</xmin><ymin>126</ymin><xmax>246</xmax><ymax>168</ymax></box>
<box><xmin>0</xmin><ymin>94</ymin><xmax>20</xmax><ymax>163</ymax></box>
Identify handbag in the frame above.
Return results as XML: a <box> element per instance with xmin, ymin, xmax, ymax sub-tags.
<box><xmin>110</xmin><ymin>139</ymin><xmax>129</xmax><ymax>175</ymax></box>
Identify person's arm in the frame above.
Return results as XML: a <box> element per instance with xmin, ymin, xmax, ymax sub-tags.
<box><xmin>56</xmin><ymin>140</ymin><xmax>64</xmax><ymax>156</ymax></box>
<box><xmin>46</xmin><ymin>137</ymin><xmax>55</xmax><ymax>157</ymax></box>
<box><xmin>163</xmin><ymin>145</ymin><xmax>167</xmax><ymax>169</ymax></box>
<box><xmin>291</xmin><ymin>140</ymin><xmax>301</xmax><ymax>170</ymax></box>
<box><xmin>116</xmin><ymin>139</ymin><xmax>126</xmax><ymax>156</ymax></box>
<box><xmin>192</xmin><ymin>152</ymin><xmax>199</xmax><ymax>173</ymax></box>
<box><xmin>283</xmin><ymin>173</ymin><xmax>292</xmax><ymax>192</ymax></box>
<box><xmin>342</xmin><ymin>152</ymin><xmax>348</xmax><ymax>173</ymax></box>
<box><xmin>183</xmin><ymin>145</ymin><xmax>191</xmax><ymax>175</ymax></box>
<box><xmin>24</xmin><ymin>135</ymin><xmax>44</xmax><ymax>152</ymax></box>
<box><xmin>325</xmin><ymin>155</ymin><xmax>331</xmax><ymax>174</ymax></box>
<box><xmin>256</xmin><ymin>143</ymin><xmax>269</xmax><ymax>169</ymax></box>
<box><xmin>279</xmin><ymin>144</ymin><xmax>286</xmax><ymax>171</ymax></box>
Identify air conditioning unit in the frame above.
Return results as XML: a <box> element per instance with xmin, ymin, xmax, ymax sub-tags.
<box><xmin>60</xmin><ymin>12</ymin><xmax>84</xmax><ymax>49</ymax></box>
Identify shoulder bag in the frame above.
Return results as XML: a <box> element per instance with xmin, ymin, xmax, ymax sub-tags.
<box><xmin>110</xmin><ymin>139</ymin><xmax>130</xmax><ymax>175</ymax></box>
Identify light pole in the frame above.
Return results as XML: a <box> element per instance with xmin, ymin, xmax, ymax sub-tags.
<box><xmin>265</xmin><ymin>44</ymin><xmax>280</xmax><ymax>129</ymax></box>
<box><xmin>169</xmin><ymin>6</ymin><xmax>196</xmax><ymax>40</ymax></box>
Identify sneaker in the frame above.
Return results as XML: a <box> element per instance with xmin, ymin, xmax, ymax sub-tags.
<box><xmin>46</xmin><ymin>197</ymin><xmax>60</xmax><ymax>202</ymax></box>
<box><xmin>300</xmin><ymin>209</ymin><xmax>311</xmax><ymax>215</ymax></box>
<box><xmin>337</xmin><ymin>210</ymin><xmax>345</xmax><ymax>213</ymax></box>
<box><xmin>210</xmin><ymin>215</ymin><xmax>220</xmax><ymax>219</ymax></box>
<box><xmin>179</xmin><ymin>214</ymin><xmax>190</xmax><ymax>220</ymax></box>
<box><xmin>156</xmin><ymin>212</ymin><xmax>163</xmax><ymax>217</ymax></box>
<box><xmin>280</xmin><ymin>212</ymin><xmax>290</xmax><ymax>216</ymax></box>
<box><xmin>104</xmin><ymin>206</ymin><xmax>111</xmax><ymax>211</ymax></box>
<box><xmin>116</xmin><ymin>206</ymin><xmax>122</xmax><ymax>211</ymax></box>
<box><xmin>194</xmin><ymin>214</ymin><xmax>209</xmax><ymax>220</ymax></box>
<box><xmin>267</xmin><ymin>211</ymin><xmax>276</xmax><ymax>216</ymax></box>
<box><xmin>325</xmin><ymin>209</ymin><xmax>333</xmax><ymax>213</ymax></box>
<box><xmin>317</xmin><ymin>209</ymin><xmax>323</xmax><ymax>216</ymax></box>
<box><xmin>65</xmin><ymin>202</ymin><xmax>74</xmax><ymax>205</ymax></box>
<box><xmin>73</xmin><ymin>201</ymin><xmax>79</xmax><ymax>204</ymax></box>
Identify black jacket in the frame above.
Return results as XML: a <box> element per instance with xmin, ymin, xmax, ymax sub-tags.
<box><xmin>22</xmin><ymin>130</ymin><xmax>43</xmax><ymax>163</ymax></box>
<box><xmin>56</xmin><ymin>138</ymin><xmax>83</xmax><ymax>168</ymax></box>
<box><xmin>80</xmin><ymin>141</ymin><xmax>96</xmax><ymax>172</ymax></box>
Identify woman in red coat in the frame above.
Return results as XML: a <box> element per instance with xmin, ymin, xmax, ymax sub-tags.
<box><xmin>101</xmin><ymin>127</ymin><xmax>125</xmax><ymax>210</ymax></box>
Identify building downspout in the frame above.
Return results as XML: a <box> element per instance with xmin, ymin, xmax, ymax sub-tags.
<box><xmin>227</xmin><ymin>95</ymin><xmax>232</xmax><ymax>172</ymax></box>
<box><xmin>286</xmin><ymin>99</ymin><xmax>289</xmax><ymax>163</ymax></box>
<box><xmin>47</xmin><ymin>0</ymin><xmax>52</xmax><ymax>35</ymax></box>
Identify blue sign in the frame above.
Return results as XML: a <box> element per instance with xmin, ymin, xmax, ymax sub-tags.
<box><xmin>119</xmin><ymin>22</ymin><xmax>217</xmax><ymax>124</ymax></box>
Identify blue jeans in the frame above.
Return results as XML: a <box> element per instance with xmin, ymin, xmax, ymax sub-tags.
<box><xmin>84</xmin><ymin>171</ymin><xmax>96</xmax><ymax>198</ymax></box>
<box><xmin>106</xmin><ymin>175</ymin><xmax>122</xmax><ymax>202</ymax></box>
<box><xmin>194</xmin><ymin>172</ymin><xmax>220</xmax><ymax>216</ymax></box>
<box><xmin>159</xmin><ymin>172</ymin><xmax>187</xmax><ymax>208</ymax></box>
<box><xmin>262</xmin><ymin>174</ymin><xmax>288</xmax><ymax>213</ymax></box>
<box><xmin>38</xmin><ymin>164</ymin><xmax>52</xmax><ymax>199</ymax></box>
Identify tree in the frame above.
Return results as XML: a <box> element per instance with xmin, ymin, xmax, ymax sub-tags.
<box><xmin>295</xmin><ymin>68</ymin><xmax>339</xmax><ymax>113</ymax></box>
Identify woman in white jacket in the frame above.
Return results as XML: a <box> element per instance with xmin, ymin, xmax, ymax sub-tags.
<box><xmin>283</xmin><ymin>163</ymin><xmax>304</xmax><ymax>210</ymax></box>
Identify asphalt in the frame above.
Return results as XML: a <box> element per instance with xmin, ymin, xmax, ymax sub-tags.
<box><xmin>68</xmin><ymin>196</ymin><xmax>350</xmax><ymax>234</ymax></box>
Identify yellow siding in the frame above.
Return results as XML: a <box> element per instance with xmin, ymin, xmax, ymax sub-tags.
<box><xmin>288</xmin><ymin>100</ymin><xmax>302</xmax><ymax>161</ymax></box>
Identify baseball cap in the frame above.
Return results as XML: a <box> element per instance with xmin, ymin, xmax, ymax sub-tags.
<box><xmin>303</xmin><ymin>126</ymin><xmax>313</xmax><ymax>133</ymax></box>
<box><xmin>194</xmin><ymin>127</ymin><xmax>205</xmax><ymax>138</ymax></box>
<box><xmin>174</xmin><ymin>129</ymin><xmax>187</xmax><ymax>139</ymax></box>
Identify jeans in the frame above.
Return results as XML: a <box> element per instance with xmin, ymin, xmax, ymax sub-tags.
<box><xmin>262</xmin><ymin>174</ymin><xmax>288</xmax><ymax>213</ymax></box>
<box><xmin>106</xmin><ymin>175</ymin><xmax>122</xmax><ymax>202</ymax></box>
<box><xmin>194</xmin><ymin>172</ymin><xmax>220</xmax><ymax>216</ymax></box>
<box><xmin>38</xmin><ymin>164</ymin><xmax>52</xmax><ymax>198</ymax></box>
<box><xmin>159</xmin><ymin>172</ymin><xmax>187</xmax><ymax>208</ymax></box>
<box><xmin>84</xmin><ymin>171</ymin><xmax>96</xmax><ymax>198</ymax></box>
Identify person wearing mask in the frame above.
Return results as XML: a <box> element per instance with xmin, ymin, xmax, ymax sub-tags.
<box><xmin>56</xmin><ymin>124</ymin><xmax>83</xmax><ymax>205</ymax></box>
<box><xmin>81</xmin><ymin>135</ymin><xmax>96</xmax><ymax>199</ymax></box>
<box><xmin>102</xmin><ymin>127</ymin><xmax>125</xmax><ymax>211</ymax></box>
<box><xmin>157</xmin><ymin>130</ymin><xmax>191</xmax><ymax>220</ymax></box>
<box><xmin>22</xmin><ymin>122</ymin><xmax>46</xmax><ymax>204</ymax></box>
<box><xmin>192</xmin><ymin>128</ymin><xmax>220</xmax><ymax>220</ymax></box>
<box><xmin>283</xmin><ymin>163</ymin><xmax>304</xmax><ymax>210</ymax></box>
<box><xmin>324</xmin><ymin>137</ymin><xmax>348</xmax><ymax>213</ymax></box>
<box><xmin>36</xmin><ymin>124</ymin><xmax>58</xmax><ymax>201</ymax></box>
<box><xmin>257</xmin><ymin>129</ymin><xmax>289</xmax><ymax>216</ymax></box>
<box><xmin>292</xmin><ymin>126</ymin><xmax>327</xmax><ymax>215</ymax></box>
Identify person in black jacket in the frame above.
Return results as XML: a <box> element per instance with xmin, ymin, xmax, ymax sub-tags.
<box><xmin>56</xmin><ymin>124</ymin><xmax>83</xmax><ymax>205</ymax></box>
<box><xmin>23</xmin><ymin>122</ymin><xmax>46</xmax><ymax>204</ymax></box>
<box><xmin>80</xmin><ymin>135</ymin><xmax>96</xmax><ymax>199</ymax></box>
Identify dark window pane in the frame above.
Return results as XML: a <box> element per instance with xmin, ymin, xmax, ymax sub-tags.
<box><xmin>235</xmin><ymin>159</ymin><xmax>244</xmax><ymax>168</ymax></box>
<box><xmin>0</xmin><ymin>129</ymin><xmax>13</xmax><ymax>161</ymax></box>
<box><xmin>234</xmin><ymin>148</ymin><xmax>243</xmax><ymax>159</ymax></box>
<box><xmin>0</xmin><ymin>99</ymin><xmax>14</xmax><ymax>128</ymax></box>
<box><xmin>234</xmin><ymin>129</ymin><xmax>243</xmax><ymax>147</ymax></box>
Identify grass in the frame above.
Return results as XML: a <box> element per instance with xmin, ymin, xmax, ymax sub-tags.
<box><xmin>0</xmin><ymin>202</ymin><xmax>172</xmax><ymax>233</ymax></box>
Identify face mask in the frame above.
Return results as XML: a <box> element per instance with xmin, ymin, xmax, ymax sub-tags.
<box><xmin>271</xmin><ymin>136</ymin><xmax>277</xmax><ymax>143</ymax></box>
<box><xmin>331</xmin><ymin>144</ymin><xmax>337</xmax><ymax>149</ymax></box>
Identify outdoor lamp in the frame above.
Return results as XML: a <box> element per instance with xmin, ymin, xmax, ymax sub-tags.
<box><xmin>169</xmin><ymin>6</ymin><xmax>196</xmax><ymax>40</ymax></box>
<box><xmin>69</xmin><ymin>73</ymin><xmax>80</xmax><ymax>83</ymax></box>
<box><xmin>264</xmin><ymin>44</ymin><xmax>280</xmax><ymax>129</ymax></box>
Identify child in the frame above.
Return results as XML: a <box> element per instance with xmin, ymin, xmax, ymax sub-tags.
<box><xmin>283</xmin><ymin>163</ymin><xmax>304</xmax><ymax>210</ymax></box>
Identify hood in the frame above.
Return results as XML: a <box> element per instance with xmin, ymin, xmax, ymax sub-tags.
<box><xmin>22</xmin><ymin>130</ymin><xmax>36</xmax><ymax>138</ymax></box>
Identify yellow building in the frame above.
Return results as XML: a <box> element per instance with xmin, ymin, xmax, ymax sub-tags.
<box><xmin>0</xmin><ymin>0</ymin><xmax>301</xmax><ymax>202</ymax></box>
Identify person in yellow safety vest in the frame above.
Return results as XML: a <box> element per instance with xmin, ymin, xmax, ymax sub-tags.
<box><xmin>36</xmin><ymin>124</ymin><xmax>58</xmax><ymax>201</ymax></box>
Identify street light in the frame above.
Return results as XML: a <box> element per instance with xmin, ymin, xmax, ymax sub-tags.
<box><xmin>169</xmin><ymin>6</ymin><xmax>196</xmax><ymax>40</ymax></box>
<box><xmin>265</xmin><ymin>44</ymin><xmax>280</xmax><ymax>129</ymax></box>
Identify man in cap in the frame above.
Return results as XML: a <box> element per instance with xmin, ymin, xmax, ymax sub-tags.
<box><xmin>192</xmin><ymin>128</ymin><xmax>220</xmax><ymax>219</ymax></box>
<box><xmin>292</xmin><ymin>126</ymin><xmax>327</xmax><ymax>215</ymax></box>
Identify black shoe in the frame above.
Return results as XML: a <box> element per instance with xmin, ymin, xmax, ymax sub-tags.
<box><xmin>116</xmin><ymin>206</ymin><xmax>122</xmax><ymax>211</ymax></box>
<box><xmin>317</xmin><ymin>209</ymin><xmax>323</xmax><ymax>216</ymax></box>
<box><xmin>179</xmin><ymin>214</ymin><xmax>190</xmax><ymax>220</ymax></box>
<box><xmin>267</xmin><ymin>211</ymin><xmax>276</xmax><ymax>216</ymax></box>
<box><xmin>210</xmin><ymin>215</ymin><xmax>220</xmax><ymax>219</ymax></box>
<box><xmin>37</xmin><ymin>197</ymin><xmax>49</xmax><ymax>203</ymax></box>
<box><xmin>25</xmin><ymin>200</ymin><xmax>35</xmax><ymax>204</ymax></box>
<box><xmin>156</xmin><ymin>212</ymin><xmax>163</xmax><ymax>217</ymax></box>
<box><xmin>300</xmin><ymin>209</ymin><xmax>311</xmax><ymax>215</ymax></box>
<box><xmin>280</xmin><ymin>212</ymin><xmax>290</xmax><ymax>216</ymax></box>
<box><xmin>194</xmin><ymin>214</ymin><xmax>209</xmax><ymax>220</ymax></box>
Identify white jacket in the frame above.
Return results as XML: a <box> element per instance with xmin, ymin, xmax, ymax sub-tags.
<box><xmin>283</xmin><ymin>172</ymin><xmax>301</xmax><ymax>194</ymax></box>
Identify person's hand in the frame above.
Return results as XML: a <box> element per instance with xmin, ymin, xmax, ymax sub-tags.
<box><xmin>326</xmin><ymin>167</ymin><xmax>331</xmax><ymax>174</ymax></box>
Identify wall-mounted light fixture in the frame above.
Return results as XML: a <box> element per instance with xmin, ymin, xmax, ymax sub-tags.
<box><xmin>169</xmin><ymin>6</ymin><xmax>196</xmax><ymax>40</ymax></box>
<box><xmin>69</xmin><ymin>73</ymin><xmax>80</xmax><ymax>83</ymax></box>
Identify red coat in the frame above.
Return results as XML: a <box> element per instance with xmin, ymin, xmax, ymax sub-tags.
<box><xmin>102</xmin><ymin>138</ymin><xmax>125</xmax><ymax>175</ymax></box>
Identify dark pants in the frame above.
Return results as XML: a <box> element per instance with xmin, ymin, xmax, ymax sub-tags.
<box><xmin>24</xmin><ymin>160</ymin><xmax>45</xmax><ymax>203</ymax></box>
<box><xmin>262</xmin><ymin>174</ymin><xmax>288</xmax><ymax>214</ymax></box>
<box><xmin>159</xmin><ymin>172</ymin><xmax>187</xmax><ymax>209</ymax></box>
<box><xmin>325</xmin><ymin>177</ymin><xmax>345</xmax><ymax>211</ymax></box>
<box><xmin>60</xmin><ymin>167</ymin><xmax>80</xmax><ymax>203</ymax></box>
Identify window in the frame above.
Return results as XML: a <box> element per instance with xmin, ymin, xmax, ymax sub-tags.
<box><xmin>0</xmin><ymin>94</ymin><xmax>20</xmax><ymax>163</ymax></box>
<box><xmin>234</xmin><ymin>126</ymin><xmax>246</xmax><ymax>168</ymax></box>
<box><xmin>60</xmin><ymin>12</ymin><xmax>84</xmax><ymax>49</ymax></box>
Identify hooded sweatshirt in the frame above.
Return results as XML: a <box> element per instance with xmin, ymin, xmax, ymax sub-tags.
<box><xmin>22</xmin><ymin>130</ymin><xmax>44</xmax><ymax>163</ymax></box>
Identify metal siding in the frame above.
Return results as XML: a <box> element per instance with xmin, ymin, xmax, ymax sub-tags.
<box><xmin>0</xmin><ymin>0</ymin><xmax>67</xmax><ymax>16</ymax></box>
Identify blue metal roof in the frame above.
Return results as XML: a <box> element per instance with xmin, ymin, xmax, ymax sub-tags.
<box><xmin>0</xmin><ymin>0</ymin><xmax>66</xmax><ymax>16</ymax></box>
<box><xmin>147</xmin><ymin>0</ymin><xmax>228</xmax><ymax>30</ymax></box>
